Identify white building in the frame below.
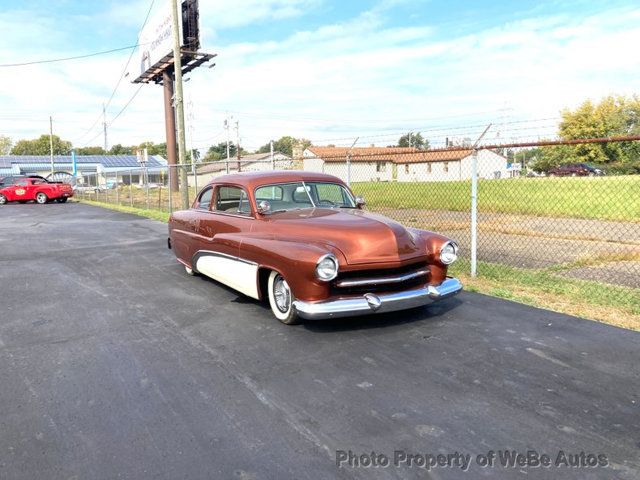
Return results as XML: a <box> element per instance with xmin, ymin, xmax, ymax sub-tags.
<box><xmin>396</xmin><ymin>149</ymin><xmax>512</xmax><ymax>182</ymax></box>
<box><xmin>303</xmin><ymin>146</ymin><xmax>514</xmax><ymax>182</ymax></box>
<box><xmin>303</xmin><ymin>147</ymin><xmax>412</xmax><ymax>182</ymax></box>
<box><xmin>0</xmin><ymin>155</ymin><xmax>168</xmax><ymax>186</ymax></box>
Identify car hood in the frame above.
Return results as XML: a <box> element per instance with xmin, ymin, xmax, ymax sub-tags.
<box><xmin>263</xmin><ymin>208</ymin><xmax>425</xmax><ymax>265</ymax></box>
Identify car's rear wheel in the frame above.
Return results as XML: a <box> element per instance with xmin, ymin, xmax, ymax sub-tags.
<box><xmin>0</xmin><ymin>194</ymin><xmax>6</xmax><ymax>205</ymax></box>
<box><xmin>57</xmin><ymin>197</ymin><xmax>68</xmax><ymax>203</ymax></box>
<box><xmin>268</xmin><ymin>270</ymin><xmax>300</xmax><ymax>325</ymax></box>
<box><xmin>35</xmin><ymin>192</ymin><xmax>48</xmax><ymax>204</ymax></box>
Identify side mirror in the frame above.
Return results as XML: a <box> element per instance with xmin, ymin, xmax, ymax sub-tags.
<box><xmin>257</xmin><ymin>200</ymin><xmax>271</xmax><ymax>214</ymax></box>
<box><xmin>355</xmin><ymin>196</ymin><xmax>366</xmax><ymax>209</ymax></box>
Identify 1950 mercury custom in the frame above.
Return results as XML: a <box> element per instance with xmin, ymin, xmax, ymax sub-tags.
<box><xmin>168</xmin><ymin>171</ymin><xmax>462</xmax><ymax>324</ymax></box>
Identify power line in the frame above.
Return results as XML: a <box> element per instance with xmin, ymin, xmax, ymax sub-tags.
<box><xmin>82</xmin><ymin>85</ymin><xmax>144</xmax><ymax>146</ymax></box>
<box><xmin>73</xmin><ymin>0</ymin><xmax>156</xmax><ymax>144</ymax></box>
<box><xmin>0</xmin><ymin>44</ymin><xmax>149</xmax><ymax>68</ymax></box>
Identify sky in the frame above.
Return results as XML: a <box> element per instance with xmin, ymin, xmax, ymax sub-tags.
<box><xmin>0</xmin><ymin>0</ymin><xmax>638</xmax><ymax>153</ymax></box>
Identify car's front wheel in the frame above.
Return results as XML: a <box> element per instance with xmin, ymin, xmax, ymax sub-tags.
<box><xmin>0</xmin><ymin>194</ymin><xmax>7</xmax><ymax>205</ymax></box>
<box><xmin>267</xmin><ymin>270</ymin><xmax>300</xmax><ymax>325</ymax></box>
<box><xmin>35</xmin><ymin>192</ymin><xmax>48</xmax><ymax>204</ymax></box>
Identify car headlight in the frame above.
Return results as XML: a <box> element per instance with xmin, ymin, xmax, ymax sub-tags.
<box><xmin>439</xmin><ymin>241</ymin><xmax>458</xmax><ymax>265</ymax></box>
<box><xmin>316</xmin><ymin>254</ymin><xmax>339</xmax><ymax>281</ymax></box>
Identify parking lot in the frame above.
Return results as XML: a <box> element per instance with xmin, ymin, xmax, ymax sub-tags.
<box><xmin>0</xmin><ymin>203</ymin><xmax>639</xmax><ymax>479</ymax></box>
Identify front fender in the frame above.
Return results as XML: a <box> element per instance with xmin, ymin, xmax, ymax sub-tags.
<box><xmin>232</xmin><ymin>234</ymin><xmax>342</xmax><ymax>302</ymax></box>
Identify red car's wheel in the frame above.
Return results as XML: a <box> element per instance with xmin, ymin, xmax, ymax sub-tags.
<box><xmin>0</xmin><ymin>194</ymin><xmax>7</xmax><ymax>205</ymax></box>
<box><xmin>35</xmin><ymin>192</ymin><xmax>48</xmax><ymax>204</ymax></box>
<box><xmin>268</xmin><ymin>271</ymin><xmax>300</xmax><ymax>325</ymax></box>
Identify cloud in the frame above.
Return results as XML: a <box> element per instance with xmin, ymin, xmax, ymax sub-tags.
<box><xmin>0</xmin><ymin>2</ymin><xmax>638</xmax><ymax>152</ymax></box>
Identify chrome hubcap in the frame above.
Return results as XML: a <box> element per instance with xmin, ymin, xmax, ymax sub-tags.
<box><xmin>273</xmin><ymin>276</ymin><xmax>291</xmax><ymax>313</ymax></box>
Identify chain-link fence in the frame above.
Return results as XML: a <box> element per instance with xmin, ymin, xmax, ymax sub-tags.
<box><xmin>76</xmin><ymin>139</ymin><xmax>639</xmax><ymax>313</ymax></box>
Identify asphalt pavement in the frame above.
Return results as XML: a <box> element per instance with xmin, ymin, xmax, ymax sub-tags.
<box><xmin>0</xmin><ymin>203</ymin><xmax>638</xmax><ymax>480</ymax></box>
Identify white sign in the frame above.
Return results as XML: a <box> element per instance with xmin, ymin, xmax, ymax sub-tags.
<box><xmin>128</xmin><ymin>1</ymin><xmax>183</xmax><ymax>81</ymax></box>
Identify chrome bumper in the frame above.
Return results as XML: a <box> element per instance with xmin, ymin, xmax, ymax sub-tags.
<box><xmin>293</xmin><ymin>277</ymin><xmax>463</xmax><ymax>320</ymax></box>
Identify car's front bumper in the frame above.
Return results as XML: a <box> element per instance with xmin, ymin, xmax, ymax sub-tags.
<box><xmin>293</xmin><ymin>277</ymin><xmax>462</xmax><ymax>320</ymax></box>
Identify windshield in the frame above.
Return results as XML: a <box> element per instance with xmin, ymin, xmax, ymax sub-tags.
<box><xmin>255</xmin><ymin>181</ymin><xmax>356</xmax><ymax>212</ymax></box>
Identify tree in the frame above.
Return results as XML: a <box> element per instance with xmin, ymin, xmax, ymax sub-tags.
<box><xmin>535</xmin><ymin>95</ymin><xmax>640</xmax><ymax>173</ymax></box>
<box><xmin>108</xmin><ymin>144</ymin><xmax>134</xmax><ymax>155</ymax></box>
<box><xmin>138</xmin><ymin>141</ymin><xmax>167</xmax><ymax>157</ymax></box>
<box><xmin>75</xmin><ymin>146</ymin><xmax>106</xmax><ymax>155</ymax></box>
<box><xmin>0</xmin><ymin>135</ymin><xmax>12</xmax><ymax>155</ymax></box>
<box><xmin>11</xmin><ymin>134</ymin><xmax>72</xmax><ymax>155</ymax></box>
<box><xmin>204</xmin><ymin>142</ymin><xmax>247</xmax><ymax>161</ymax></box>
<box><xmin>398</xmin><ymin>132</ymin><xmax>428</xmax><ymax>149</ymax></box>
<box><xmin>256</xmin><ymin>136</ymin><xmax>311</xmax><ymax>157</ymax></box>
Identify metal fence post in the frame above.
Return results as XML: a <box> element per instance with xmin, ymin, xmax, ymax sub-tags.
<box><xmin>168</xmin><ymin>166</ymin><xmax>173</xmax><ymax>213</ymax></box>
<box><xmin>192</xmin><ymin>162</ymin><xmax>197</xmax><ymax>195</ymax></box>
<box><xmin>470</xmin><ymin>149</ymin><xmax>478</xmax><ymax>277</ymax></box>
<box><xmin>146</xmin><ymin>167</ymin><xmax>150</xmax><ymax>210</ymax></box>
<box><xmin>115</xmin><ymin>169</ymin><xmax>120</xmax><ymax>205</ymax></box>
<box><xmin>129</xmin><ymin>170</ymin><xmax>133</xmax><ymax>207</ymax></box>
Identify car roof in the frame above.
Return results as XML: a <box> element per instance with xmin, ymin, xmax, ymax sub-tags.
<box><xmin>206</xmin><ymin>170</ymin><xmax>347</xmax><ymax>190</ymax></box>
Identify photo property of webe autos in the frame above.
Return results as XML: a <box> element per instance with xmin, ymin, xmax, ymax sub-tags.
<box><xmin>168</xmin><ymin>171</ymin><xmax>462</xmax><ymax>324</ymax></box>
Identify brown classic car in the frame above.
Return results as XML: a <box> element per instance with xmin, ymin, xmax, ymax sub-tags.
<box><xmin>168</xmin><ymin>171</ymin><xmax>462</xmax><ymax>324</ymax></box>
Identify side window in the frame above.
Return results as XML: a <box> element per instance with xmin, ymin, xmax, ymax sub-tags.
<box><xmin>16</xmin><ymin>179</ymin><xmax>29</xmax><ymax>186</ymax></box>
<box><xmin>197</xmin><ymin>187</ymin><xmax>213</xmax><ymax>210</ymax></box>
<box><xmin>256</xmin><ymin>186</ymin><xmax>283</xmax><ymax>201</ymax></box>
<box><xmin>215</xmin><ymin>186</ymin><xmax>251</xmax><ymax>215</ymax></box>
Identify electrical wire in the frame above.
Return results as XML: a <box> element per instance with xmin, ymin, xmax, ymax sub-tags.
<box><xmin>0</xmin><ymin>44</ymin><xmax>149</xmax><ymax>68</ymax></box>
<box><xmin>73</xmin><ymin>0</ymin><xmax>156</xmax><ymax>144</ymax></box>
<box><xmin>82</xmin><ymin>85</ymin><xmax>144</xmax><ymax>146</ymax></box>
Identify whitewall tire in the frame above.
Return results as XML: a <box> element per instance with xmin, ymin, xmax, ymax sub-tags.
<box><xmin>185</xmin><ymin>265</ymin><xmax>195</xmax><ymax>276</ymax></box>
<box><xmin>267</xmin><ymin>270</ymin><xmax>300</xmax><ymax>325</ymax></box>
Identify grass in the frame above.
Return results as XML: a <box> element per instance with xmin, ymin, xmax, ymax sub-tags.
<box><xmin>81</xmin><ymin>198</ymin><xmax>639</xmax><ymax>331</ymax></box>
<box><xmin>353</xmin><ymin>175</ymin><xmax>640</xmax><ymax>222</ymax></box>
<box><xmin>80</xmin><ymin>199</ymin><xmax>170</xmax><ymax>223</ymax></box>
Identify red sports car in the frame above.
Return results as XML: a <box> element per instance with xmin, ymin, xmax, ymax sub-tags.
<box><xmin>0</xmin><ymin>176</ymin><xmax>74</xmax><ymax>204</ymax></box>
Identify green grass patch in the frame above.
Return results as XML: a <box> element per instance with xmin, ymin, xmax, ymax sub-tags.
<box><xmin>80</xmin><ymin>199</ymin><xmax>170</xmax><ymax>223</ymax></box>
<box><xmin>353</xmin><ymin>175</ymin><xmax>640</xmax><ymax>222</ymax></box>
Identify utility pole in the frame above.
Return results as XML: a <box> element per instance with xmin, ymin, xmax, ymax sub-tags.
<box><xmin>408</xmin><ymin>131</ymin><xmax>412</xmax><ymax>148</ymax></box>
<box><xmin>170</xmin><ymin>0</ymin><xmax>189</xmax><ymax>209</ymax></box>
<box><xmin>163</xmin><ymin>71</ymin><xmax>178</xmax><ymax>191</ymax></box>
<box><xmin>49</xmin><ymin>116</ymin><xmax>54</xmax><ymax>174</ymax></box>
<box><xmin>270</xmin><ymin>140</ymin><xmax>274</xmax><ymax>170</ymax></box>
<box><xmin>225</xmin><ymin>116</ymin><xmax>231</xmax><ymax>158</ymax></box>
<box><xmin>102</xmin><ymin>104</ymin><xmax>108</xmax><ymax>151</ymax></box>
<box><xmin>235</xmin><ymin>120</ymin><xmax>241</xmax><ymax>172</ymax></box>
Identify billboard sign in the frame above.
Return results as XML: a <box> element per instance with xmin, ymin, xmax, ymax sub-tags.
<box><xmin>128</xmin><ymin>1</ymin><xmax>182</xmax><ymax>81</ymax></box>
<box><xmin>127</xmin><ymin>0</ymin><xmax>200</xmax><ymax>82</ymax></box>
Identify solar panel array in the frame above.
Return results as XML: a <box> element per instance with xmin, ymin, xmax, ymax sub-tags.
<box><xmin>0</xmin><ymin>155</ymin><xmax>167</xmax><ymax>168</ymax></box>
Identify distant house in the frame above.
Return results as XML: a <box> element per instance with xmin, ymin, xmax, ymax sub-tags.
<box><xmin>189</xmin><ymin>152</ymin><xmax>292</xmax><ymax>187</ymax></box>
<box><xmin>395</xmin><ymin>149</ymin><xmax>511</xmax><ymax>182</ymax></box>
<box><xmin>303</xmin><ymin>146</ymin><xmax>415</xmax><ymax>182</ymax></box>
<box><xmin>0</xmin><ymin>155</ymin><xmax>168</xmax><ymax>186</ymax></box>
<box><xmin>303</xmin><ymin>146</ymin><xmax>513</xmax><ymax>182</ymax></box>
